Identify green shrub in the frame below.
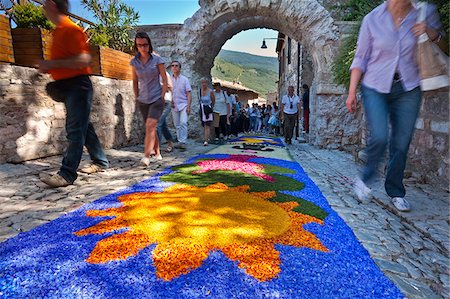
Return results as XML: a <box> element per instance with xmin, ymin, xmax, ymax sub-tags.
<box><xmin>81</xmin><ymin>0</ymin><xmax>139</xmax><ymax>53</ymax></box>
<box><xmin>12</xmin><ymin>3</ymin><xmax>54</xmax><ymax>30</ymax></box>
<box><xmin>87</xmin><ymin>26</ymin><xmax>109</xmax><ymax>47</ymax></box>
<box><xmin>331</xmin><ymin>28</ymin><xmax>359</xmax><ymax>87</ymax></box>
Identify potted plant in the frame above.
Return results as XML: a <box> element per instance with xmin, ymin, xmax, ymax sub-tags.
<box><xmin>0</xmin><ymin>14</ymin><xmax>14</xmax><ymax>63</ymax></box>
<box><xmin>10</xmin><ymin>3</ymin><xmax>54</xmax><ymax>67</ymax></box>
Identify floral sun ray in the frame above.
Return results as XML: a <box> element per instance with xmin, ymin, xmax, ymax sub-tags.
<box><xmin>75</xmin><ymin>183</ymin><xmax>328</xmax><ymax>281</ymax></box>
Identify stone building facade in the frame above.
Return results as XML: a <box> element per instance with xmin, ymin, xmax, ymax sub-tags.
<box><xmin>275</xmin><ymin>33</ymin><xmax>313</xmax><ymax>100</ymax></box>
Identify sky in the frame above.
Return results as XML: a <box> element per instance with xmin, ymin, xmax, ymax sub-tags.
<box><xmin>70</xmin><ymin>0</ymin><xmax>279</xmax><ymax>57</ymax></box>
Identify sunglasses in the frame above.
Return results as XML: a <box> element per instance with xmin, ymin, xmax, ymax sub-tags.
<box><xmin>171</xmin><ymin>64</ymin><xmax>180</xmax><ymax>67</ymax></box>
<box><xmin>136</xmin><ymin>43</ymin><xmax>149</xmax><ymax>48</ymax></box>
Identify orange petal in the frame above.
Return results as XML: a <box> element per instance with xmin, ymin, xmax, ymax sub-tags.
<box><xmin>222</xmin><ymin>241</ymin><xmax>281</xmax><ymax>281</ymax></box>
<box><xmin>276</xmin><ymin>210</ymin><xmax>328</xmax><ymax>252</ymax></box>
<box><xmin>85</xmin><ymin>231</ymin><xmax>153</xmax><ymax>263</ymax></box>
<box><xmin>153</xmin><ymin>241</ymin><xmax>211</xmax><ymax>281</ymax></box>
<box><xmin>75</xmin><ymin>218</ymin><xmax>127</xmax><ymax>236</ymax></box>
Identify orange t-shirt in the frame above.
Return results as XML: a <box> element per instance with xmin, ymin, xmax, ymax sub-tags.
<box><xmin>48</xmin><ymin>16</ymin><xmax>91</xmax><ymax>80</ymax></box>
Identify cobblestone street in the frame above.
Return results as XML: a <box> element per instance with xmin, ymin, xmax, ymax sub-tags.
<box><xmin>0</xmin><ymin>139</ymin><xmax>448</xmax><ymax>298</ymax></box>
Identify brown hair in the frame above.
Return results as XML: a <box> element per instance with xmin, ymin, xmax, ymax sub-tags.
<box><xmin>171</xmin><ymin>60</ymin><xmax>181</xmax><ymax>68</ymax></box>
<box><xmin>52</xmin><ymin>0</ymin><xmax>69</xmax><ymax>14</ymax></box>
<box><xmin>134</xmin><ymin>31</ymin><xmax>154</xmax><ymax>55</ymax></box>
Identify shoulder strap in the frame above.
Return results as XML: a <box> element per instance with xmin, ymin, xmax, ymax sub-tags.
<box><xmin>417</xmin><ymin>2</ymin><xmax>427</xmax><ymax>23</ymax></box>
<box><xmin>417</xmin><ymin>2</ymin><xmax>429</xmax><ymax>43</ymax></box>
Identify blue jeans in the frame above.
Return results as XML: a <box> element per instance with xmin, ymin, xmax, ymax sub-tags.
<box><xmin>58</xmin><ymin>76</ymin><xmax>109</xmax><ymax>183</ymax></box>
<box><xmin>157</xmin><ymin>102</ymin><xmax>173</xmax><ymax>143</ymax></box>
<box><xmin>361</xmin><ymin>82</ymin><xmax>422</xmax><ymax>197</ymax></box>
<box><xmin>249</xmin><ymin>116</ymin><xmax>257</xmax><ymax>131</ymax></box>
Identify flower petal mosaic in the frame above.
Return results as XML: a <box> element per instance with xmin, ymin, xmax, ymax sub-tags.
<box><xmin>0</xmin><ymin>136</ymin><xmax>403</xmax><ymax>298</ymax></box>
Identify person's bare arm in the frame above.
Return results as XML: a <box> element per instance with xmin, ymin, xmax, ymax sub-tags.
<box><xmin>132</xmin><ymin>66</ymin><xmax>139</xmax><ymax>102</ymax></box>
<box><xmin>158</xmin><ymin>64</ymin><xmax>168</xmax><ymax>99</ymax></box>
<box><xmin>346</xmin><ymin>68</ymin><xmax>363</xmax><ymax>113</ymax></box>
<box><xmin>210</xmin><ymin>91</ymin><xmax>215</xmax><ymax>107</ymax></box>
<box><xmin>186</xmin><ymin>91</ymin><xmax>192</xmax><ymax>114</ymax></box>
<box><xmin>38</xmin><ymin>53</ymin><xmax>91</xmax><ymax>73</ymax></box>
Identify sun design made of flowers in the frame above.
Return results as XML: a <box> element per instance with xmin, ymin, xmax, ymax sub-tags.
<box><xmin>75</xmin><ymin>183</ymin><xmax>328</xmax><ymax>282</ymax></box>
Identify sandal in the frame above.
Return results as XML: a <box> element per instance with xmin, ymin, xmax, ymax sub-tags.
<box><xmin>165</xmin><ymin>146</ymin><xmax>173</xmax><ymax>153</ymax></box>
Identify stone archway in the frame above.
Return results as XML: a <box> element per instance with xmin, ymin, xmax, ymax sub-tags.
<box><xmin>160</xmin><ymin>0</ymin><xmax>359</xmax><ymax>149</ymax></box>
<box><xmin>178</xmin><ymin>0</ymin><xmax>337</xmax><ymax>82</ymax></box>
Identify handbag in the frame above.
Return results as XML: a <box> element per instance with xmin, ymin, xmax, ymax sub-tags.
<box><xmin>45</xmin><ymin>80</ymin><xmax>66</xmax><ymax>102</ymax></box>
<box><xmin>416</xmin><ymin>2</ymin><xmax>449</xmax><ymax>91</ymax></box>
<box><xmin>203</xmin><ymin>104</ymin><xmax>213</xmax><ymax>115</ymax></box>
<box><xmin>198</xmin><ymin>87</ymin><xmax>213</xmax><ymax>115</ymax></box>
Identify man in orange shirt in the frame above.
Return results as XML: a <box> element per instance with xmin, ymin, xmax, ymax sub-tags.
<box><xmin>39</xmin><ymin>0</ymin><xmax>109</xmax><ymax>187</ymax></box>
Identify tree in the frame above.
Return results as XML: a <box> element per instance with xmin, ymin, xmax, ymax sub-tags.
<box><xmin>81</xmin><ymin>0</ymin><xmax>139</xmax><ymax>53</ymax></box>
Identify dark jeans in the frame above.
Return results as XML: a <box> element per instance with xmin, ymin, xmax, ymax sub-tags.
<box><xmin>303</xmin><ymin>109</ymin><xmax>310</xmax><ymax>133</ymax></box>
<box><xmin>215</xmin><ymin>115</ymin><xmax>228</xmax><ymax>138</ymax></box>
<box><xmin>361</xmin><ymin>82</ymin><xmax>422</xmax><ymax>197</ymax></box>
<box><xmin>58</xmin><ymin>76</ymin><xmax>108</xmax><ymax>183</ymax></box>
<box><xmin>283</xmin><ymin>113</ymin><xmax>297</xmax><ymax>142</ymax></box>
<box><xmin>157</xmin><ymin>102</ymin><xmax>173</xmax><ymax>143</ymax></box>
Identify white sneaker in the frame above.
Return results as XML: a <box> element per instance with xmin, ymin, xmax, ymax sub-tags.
<box><xmin>353</xmin><ymin>177</ymin><xmax>371</xmax><ymax>202</ymax></box>
<box><xmin>140</xmin><ymin>156</ymin><xmax>150</xmax><ymax>167</ymax></box>
<box><xmin>391</xmin><ymin>197</ymin><xmax>411</xmax><ymax>212</ymax></box>
<box><xmin>153</xmin><ymin>154</ymin><xmax>163</xmax><ymax>161</ymax></box>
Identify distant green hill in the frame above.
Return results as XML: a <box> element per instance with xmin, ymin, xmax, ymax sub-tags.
<box><xmin>211</xmin><ymin>49</ymin><xmax>278</xmax><ymax>98</ymax></box>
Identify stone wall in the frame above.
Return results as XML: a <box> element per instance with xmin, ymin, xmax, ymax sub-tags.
<box><xmin>354</xmin><ymin>90</ymin><xmax>449</xmax><ymax>190</ymax></box>
<box><xmin>310</xmin><ymin>92</ymin><xmax>360</xmax><ymax>150</ymax></box>
<box><xmin>137</xmin><ymin>24</ymin><xmax>183</xmax><ymax>62</ymax></box>
<box><xmin>0</xmin><ymin>64</ymin><xmax>144</xmax><ymax>164</ymax></box>
<box><xmin>408</xmin><ymin>91</ymin><xmax>449</xmax><ymax>189</ymax></box>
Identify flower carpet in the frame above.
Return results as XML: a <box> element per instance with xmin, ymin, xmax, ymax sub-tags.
<box><xmin>0</xmin><ymin>136</ymin><xmax>403</xmax><ymax>298</ymax></box>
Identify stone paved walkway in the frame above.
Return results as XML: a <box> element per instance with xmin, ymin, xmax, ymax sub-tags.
<box><xmin>0</xmin><ymin>138</ymin><xmax>448</xmax><ymax>298</ymax></box>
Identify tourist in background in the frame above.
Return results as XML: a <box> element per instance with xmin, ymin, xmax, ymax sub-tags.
<box><xmin>302</xmin><ymin>84</ymin><xmax>310</xmax><ymax>134</ymax></box>
<box><xmin>280</xmin><ymin>86</ymin><xmax>300</xmax><ymax>144</ymax></box>
<box><xmin>212</xmin><ymin>82</ymin><xmax>231</xmax><ymax>141</ymax></box>
<box><xmin>346</xmin><ymin>0</ymin><xmax>445</xmax><ymax>212</ymax></box>
<box><xmin>227</xmin><ymin>92</ymin><xmax>237</xmax><ymax>137</ymax></box>
<box><xmin>170</xmin><ymin>61</ymin><xmax>192</xmax><ymax>150</ymax></box>
<box><xmin>264</xmin><ymin>104</ymin><xmax>272</xmax><ymax>133</ymax></box>
<box><xmin>249</xmin><ymin>103</ymin><xmax>258</xmax><ymax>132</ymax></box>
<box><xmin>198</xmin><ymin>78</ymin><xmax>215</xmax><ymax>146</ymax></box>
<box><xmin>157</xmin><ymin>70</ymin><xmax>174</xmax><ymax>153</ymax></box>
<box><xmin>268</xmin><ymin>102</ymin><xmax>280</xmax><ymax>135</ymax></box>
<box><xmin>243</xmin><ymin>104</ymin><xmax>250</xmax><ymax>133</ymax></box>
<box><xmin>131</xmin><ymin>32</ymin><xmax>167</xmax><ymax>166</ymax></box>
<box><xmin>39</xmin><ymin>0</ymin><xmax>109</xmax><ymax>187</ymax></box>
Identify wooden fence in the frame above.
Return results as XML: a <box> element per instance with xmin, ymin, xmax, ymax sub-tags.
<box><xmin>0</xmin><ymin>14</ymin><xmax>14</xmax><ymax>63</ymax></box>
